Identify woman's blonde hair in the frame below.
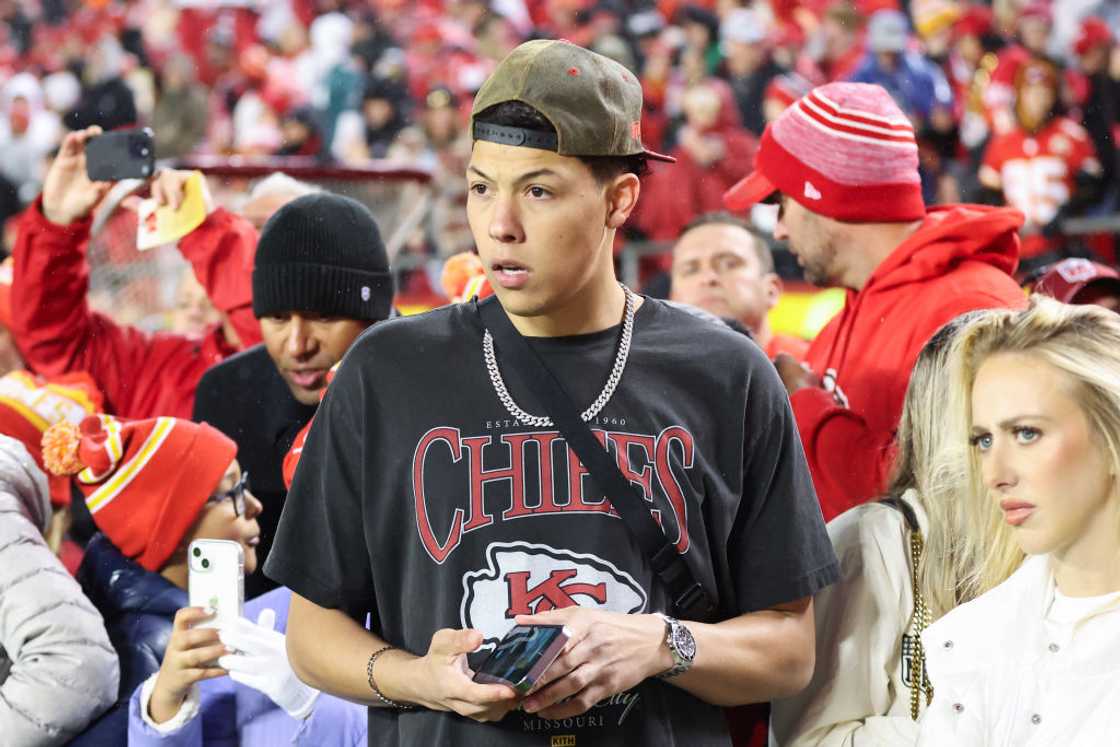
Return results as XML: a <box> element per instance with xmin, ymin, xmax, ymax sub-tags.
<box><xmin>942</xmin><ymin>295</ymin><xmax>1120</xmax><ymax>603</ymax></box>
<box><xmin>887</xmin><ymin>310</ymin><xmax>990</xmax><ymax>618</ymax></box>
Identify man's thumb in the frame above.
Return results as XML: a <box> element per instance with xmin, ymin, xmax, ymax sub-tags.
<box><xmin>456</xmin><ymin>628</ymin><xmax>483</xmax><ymax>654</ymax></box>
<box><xmin>432</xmin><ymin>628</ymin><xmax>482</xmax><ymax>655</ymax></box>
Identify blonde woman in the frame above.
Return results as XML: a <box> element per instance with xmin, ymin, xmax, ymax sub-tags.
<box><xmin>771</xmin><ymin>312</ymin><xmax>994</xmax><ymax>746</ymax></box>
<box><xmin>919</xmin><ymin>297</ymin><xmax>1120</xmax><ymax>745</ymax></box>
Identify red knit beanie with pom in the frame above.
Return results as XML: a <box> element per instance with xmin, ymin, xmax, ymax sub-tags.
<box><xmin>43</xmin><ymin>414</ymin><xmax>237</xmax><ymax>572</ymax></box>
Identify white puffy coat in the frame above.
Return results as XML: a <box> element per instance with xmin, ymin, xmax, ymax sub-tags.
<box><xmin>0</xmin><ymin>435</ymin><xmax>119</xmax><ymax>745</ymax></box>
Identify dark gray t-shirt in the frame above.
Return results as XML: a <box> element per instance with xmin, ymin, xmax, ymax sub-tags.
<box><xmin>265</xmin><ymin>297</ymin><xmax>838</xmax><ymax>746</ymax></box>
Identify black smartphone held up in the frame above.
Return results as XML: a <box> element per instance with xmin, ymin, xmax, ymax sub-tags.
<box><xmin>84</xmin><ymin>128</ymin><xmax>155</xmax><ymax>182</ymax></box>
<box><xmin>472</xmin><ymin>624</ymin><xmax>570</xmax><ymax>695</ymax></box>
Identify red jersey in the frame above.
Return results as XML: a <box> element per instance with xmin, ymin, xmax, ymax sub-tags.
<box><xmin>981</xmin><ymin>117</ymin><xmax>1102</xmax><ymax>258</ymax></box>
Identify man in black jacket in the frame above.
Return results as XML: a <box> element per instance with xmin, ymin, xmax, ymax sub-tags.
<box><xmin>194</xmin><ymin>193</ymin><xmax>393</xmax><ymax>598</ymax></box>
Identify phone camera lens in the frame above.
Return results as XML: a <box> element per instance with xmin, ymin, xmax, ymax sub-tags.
<box><xmin>192</xmin><ymin>547</ymin><xmax>201</xmax><ymax>557</ymax></box>
<box><xmin>201</xmin><ymin>558</ymin><xmax>210</xmax><ymax>569</ymax></box>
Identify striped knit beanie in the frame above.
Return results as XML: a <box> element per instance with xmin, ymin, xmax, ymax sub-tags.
<box><xmin>724</xmin><ymin>82</ymin><xmax>925</xmax><ymax>222</ymax></box>
<box><xmin>0</xmin><ymin>371</ymin><xmax>102</xmax><ymax>507</ymax></box>
<box><xmin>42</xmin><ymin>414</ymin><xmax>236</xmax><ymax>572</ymax></box>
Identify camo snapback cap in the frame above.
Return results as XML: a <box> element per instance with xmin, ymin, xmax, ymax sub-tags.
<box><xmin>471</xmin><ymin>39</ymin><xmax>675</xmax><ymax>162</ymax></box>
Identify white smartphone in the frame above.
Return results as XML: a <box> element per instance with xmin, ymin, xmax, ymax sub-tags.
<box><xmin>188</xmin><ymin>539</ymin><xmax>244</xmax><ymax>629</ymax></box>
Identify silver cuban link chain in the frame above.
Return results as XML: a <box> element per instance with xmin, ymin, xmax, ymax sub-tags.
<box><xmin>483</xmin><ymin>283</ymin><xmax>636</xmax><ymax>427</ymax></box>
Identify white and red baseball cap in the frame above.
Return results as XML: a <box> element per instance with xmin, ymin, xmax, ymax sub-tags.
<box><xmin>723</xmin><ymin>82</ymin><xmax>925</xmax><ymax>223</ymax></box>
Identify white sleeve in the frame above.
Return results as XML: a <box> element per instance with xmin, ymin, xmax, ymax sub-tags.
<box><xmin>138</xmin><ymin>674</ymin><xmax>202</xmax><ymax>734</ymax></box>
<box><xmin>770</xmin><ymin>507</ymin><xmax>917</xmax><ymax>747</ymax></box>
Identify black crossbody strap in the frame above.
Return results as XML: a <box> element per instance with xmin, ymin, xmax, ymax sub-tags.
<box><xmin>477</xmin><ymin>297</ymin><xmax>715</xmax><ymax>621</ymax></box>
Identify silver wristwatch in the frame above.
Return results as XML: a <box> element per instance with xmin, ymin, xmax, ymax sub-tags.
<box><xmin>656</xmin><ymin>613</ymin><xmax>696</xmax><ymax>678</ymax></box>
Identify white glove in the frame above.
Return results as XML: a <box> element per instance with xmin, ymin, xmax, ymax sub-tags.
<box><xmin>218</xmin><ymin>608</ymin><xmax>319</xmax><ymax>720</ymax></box>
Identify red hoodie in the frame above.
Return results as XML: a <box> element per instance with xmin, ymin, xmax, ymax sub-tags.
<box><xmin>11</xmin><ymin>201</ymin><xmax>261</xmax><ymax>420</ymax></box>
<box><xmin>793</xmin><ymin>205</ymin><xmax>1027</xmax><ymax>520</ymax></box>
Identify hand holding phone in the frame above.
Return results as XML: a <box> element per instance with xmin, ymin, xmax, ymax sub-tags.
<box><xmin>188</xmin><ymin>539</ymin><xmax>244</xmax><ymax>630</ymax></box>
<box><xmin>472</xmin><ymin>624</ymin><xmax>570</xmax><ymax>695</ymax></box>
<box><xmin>148</xmin><ymin>606</ymin><xmax>228</xmax><ymax>724</ymax></box>
<box><xmin>41</xmin><ymin>127</ymin><xmax>114</xmax><ymax>226</ymax></box>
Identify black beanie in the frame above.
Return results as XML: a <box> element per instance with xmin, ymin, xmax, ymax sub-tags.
<box><xmin>252</xmin><ymin>193</ymin><xmax>393</xmax><ymax>322</ymax></box>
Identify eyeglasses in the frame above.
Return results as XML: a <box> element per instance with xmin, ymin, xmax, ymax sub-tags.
<box><xmin>208</xmin><ymin>472</ymin><xmax>250</xmax><ymax>517</ymax></box>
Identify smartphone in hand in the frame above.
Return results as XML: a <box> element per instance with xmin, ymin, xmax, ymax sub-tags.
<box><xmin>472</xmin><ymin>624</ymin><xmax>570</xmax><ymax>695</ymax></box>
<box><xmin>188</xmin><ymin>539</ymin><xmax>244</xmax><ymax>630</ymax></box>
<box><xmin>84</xmin><ymin>128</ymin><xmax>155</xmax><ymax>181</ymax></box>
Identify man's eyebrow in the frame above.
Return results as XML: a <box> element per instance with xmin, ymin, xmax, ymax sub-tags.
<box><xmin>468</xmin><ymin>165</ymin><xmax>493</xmax><ymax>181</ymax></box>
<box><xmin>515</xmin><ymin>169</ymin><xmax>561</xmax><ymax>184</ymax></box>
<box><xmin>466</xmin><ymin>167</ymin><xmax>562</xmax><ymax>184</ymax></box>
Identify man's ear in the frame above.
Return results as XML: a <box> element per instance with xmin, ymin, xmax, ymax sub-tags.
<box><xmin>765</xmin><ymin>272</ymin><xmax>783</xmax><ymax>310</ymax></box>
<box><xmin>606</xmin><ymin>173</ymin><xmax>641</xmax><ymax>229</ymax></box>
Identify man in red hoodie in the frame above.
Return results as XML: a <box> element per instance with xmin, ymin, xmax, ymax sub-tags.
<box><xmin>10</xmin><ymin>126</ymin><xmax>262</xmax><ymax>420</ymax></box>
<box><xmin>724</xmin><ymin>82</ymin><xmax>1026</xmax><ymax>520</ymax></box>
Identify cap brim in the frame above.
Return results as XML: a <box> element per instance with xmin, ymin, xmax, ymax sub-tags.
<box><xmin>723</xmin><ymin>170</ymin><xmax>776</xmax><ymax>211</ymax></box>
<box><xmin>643</xmin><ymin>147</ymin><xmax>676</xmax><ymax>163</ymax></box>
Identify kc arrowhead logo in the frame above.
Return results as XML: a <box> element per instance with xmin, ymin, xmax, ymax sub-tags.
<box><xmin>803</xmin><ymin>181</ymin><xmax>823</xmax><ymax>200</ymax></box>
<box><xmin>461</xmin><ymin>542</ymin><xmax>648</xmax><ymax>647</ymax></box>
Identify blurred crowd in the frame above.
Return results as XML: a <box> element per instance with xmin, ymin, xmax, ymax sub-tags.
<box><xmin>1</xmin><ymin>0</ymin><xmax>1119</xmax><ymax>275</ymax></box>
<box><xmin>1</xmin><ymin>4</ymin><xmax>1120</xmax><ymax>746</ymax></box>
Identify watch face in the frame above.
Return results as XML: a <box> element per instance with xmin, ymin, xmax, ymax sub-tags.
<box><xmin>672</xmin><ymin>625</ymin><xmax>697</xmax><ymax>661</ymax></box>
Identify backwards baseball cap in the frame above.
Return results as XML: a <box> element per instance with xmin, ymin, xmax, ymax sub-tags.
<box><xmin>253</xmin><ymin>193</ymin><xmax>394</xmax><ymax>322</ymax></box>
<box><xmin>471</xmin><ymin>39</ymin><xmax>674</xmax><ymax>163</ymax></box>
<box><xmin>1031</xmin><ymin>258</ymin><xmax>1120</xmax><ymax>304</ymax></box>
<box><xmin>723</xmin><ymin>82</ymin><xmax>924</xmax><ymax>222</ymax></box>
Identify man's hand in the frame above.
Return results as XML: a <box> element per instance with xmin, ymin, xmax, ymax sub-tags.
<box><xmin>42</xmin><ymin>127</ymin><xmax>113</xmax><ymax>226</ymax></box>
<box><xmin>400</xmin><ymin>628</ymin><xmax>518</xmax><ymax>722</ymax></box>
<box><xmin>514</xmin><ymin>608</ymin><xmax>670</xmax><ymax>720</ymax></box>
<box><xmin>150</xmin><ymin>169</ymin><xmax>216</xmax><ymax>215</ymax></box>
<box><xmin>773</xmin><ymin>352</ymin><xmax>820</xmax><ymax>396</ymax></box>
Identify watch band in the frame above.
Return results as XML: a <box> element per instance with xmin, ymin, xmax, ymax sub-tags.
<box><xmin>656</xmin><ymin>613</ymin><xmax>696</xmax><ymax>679</ymax></box>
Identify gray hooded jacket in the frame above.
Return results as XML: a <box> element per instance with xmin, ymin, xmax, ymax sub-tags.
<box><xmin>0</xmin><ymin>435</ymin><xmax>119</xmax><ymax>745</ymax></box>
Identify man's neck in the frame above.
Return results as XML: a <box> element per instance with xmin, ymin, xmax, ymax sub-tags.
<box><xmin>844</xmin><ymin>220</ymin><xmax>924</xmax><ymax>291</ymax></box>
<box><xmin>750</xmin><ymin>316</ymin><xmax>773</xmax><ymax>351</ymax></box>
<box><xmin>507</xmin><ymin>277</ymin><xmax>640</xmax><ymax>338</ymax></box>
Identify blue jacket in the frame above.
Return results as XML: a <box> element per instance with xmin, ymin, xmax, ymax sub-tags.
<box><xmin>127</xmin><ymin>587</ymin><xmax>367</xmax><ymax>746</ymax></box>
<box><xmin>72</xmin><ymin>534</ymin><xmax>187</xmax><ymax>745</ymax></box>
<box><xmin>848</xmin><ymin>51</ymin><xmax>953</xmax><ymax>125</ymax></box>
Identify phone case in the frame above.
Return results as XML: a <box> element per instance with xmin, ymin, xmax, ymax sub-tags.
<box><xmin>188</xmin><ymin>539</ymin><xmax>244</xmax><ymax>629</ymax></box>
<box><xmin>473</xmin><ymin>625</ymin><xmax>571</xmax><ymax>695</ymax></box>
<box><xmin>84</xmin><ymin>128</ymin><xmax>155</xmax><ymax>182</ymax></box>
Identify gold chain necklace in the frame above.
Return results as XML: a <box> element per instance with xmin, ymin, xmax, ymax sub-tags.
<box><xmin>906</xmin><ymin>528</ymin><xmax>934</xmax><ymax>720</ymax></box>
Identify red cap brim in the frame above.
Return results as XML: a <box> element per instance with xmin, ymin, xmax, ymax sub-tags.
<box><xmin>723</xmin><ymin>170</ymin><xmax>776</xmax><ymax>212</ymax></box>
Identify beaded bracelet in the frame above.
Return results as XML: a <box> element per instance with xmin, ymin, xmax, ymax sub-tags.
<box><xmin>366</xmin><ymin>646</ymin><xmax>415</xmax><ymax>710</ymax></box>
